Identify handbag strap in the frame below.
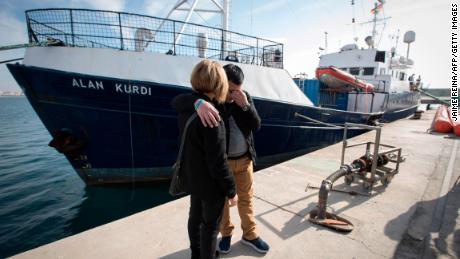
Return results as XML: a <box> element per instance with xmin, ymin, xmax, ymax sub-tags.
<box><xmin>176</xmin><ymin>113</ymin><xmax>198</xmax><ymax>162</ymax></box>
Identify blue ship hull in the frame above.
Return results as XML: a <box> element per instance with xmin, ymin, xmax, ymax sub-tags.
<box><xmin>294</xmin><ymin>79</ymin><xmax>419</xmax><ymax>123</ymax></box>
<box><xmin>8</xmin><ymin>64</ymin><xmax>388</xmax><ymax>185</ymax></box>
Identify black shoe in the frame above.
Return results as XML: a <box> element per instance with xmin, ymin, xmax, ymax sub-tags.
<box><xmin>241</xmin><ymin>237</ymin><xmax>270</xmax><ymax>254</ymax></box>
<box><xmin>218</xmin><ymin>235</ymin><xmax>232</xmax><ymax>254</ymax></box>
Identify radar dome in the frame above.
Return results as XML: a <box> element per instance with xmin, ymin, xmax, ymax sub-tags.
<box><xmin>403</xmin><ymin>31</ymin><xmax>416</xmax><ymax>43</ymax></box>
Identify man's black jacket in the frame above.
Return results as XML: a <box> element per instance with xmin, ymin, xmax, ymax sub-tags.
<box><xmin>173</xmin><ymin>91</ymin><xmax>261</xmax><ymax>164</ymax></box>
<box><xmin>172</xmin><ymin>93</ymin><xmax>236</xmax><ymax>200</ymax></box>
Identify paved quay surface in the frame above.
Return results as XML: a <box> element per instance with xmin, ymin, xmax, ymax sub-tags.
<box><xmin>12</xmin><ymin>110</ymin><xmax>460</xmax><ymax>259</ymax></box>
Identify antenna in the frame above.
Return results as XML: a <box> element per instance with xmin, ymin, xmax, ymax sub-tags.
<box><xmin>371</xmin><ymin>2</ymin><xmax>378</xmax><ymax>41</ymax></box>
<box><xmin>351</xmin><ymin>0</ymin><xmax>356</xmax><ymax>41</ymax></box>
<box><xmin>324</xmin><ymin>31</ymin><xmax>328</xmax><ymax>52</ymax></box>
<box><xmin>389</xmin><ymin>29</ymin><xmax>399</xmax><ymax>69</ymax></box>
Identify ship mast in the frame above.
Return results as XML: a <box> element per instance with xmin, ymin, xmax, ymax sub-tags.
<box><xmin>156</xmin><ymin>0</ymin><xmax>230</xmax><ymax>54</ymax></box>
<box><xmin>359</xmin><ymin>1</ymin><xmax>391</xmax><ymax>49</ymax></box>
<box><xmin>371</xmin><ymin>2</ymin><xmax>378</xmax><ymax>41</ymax></box>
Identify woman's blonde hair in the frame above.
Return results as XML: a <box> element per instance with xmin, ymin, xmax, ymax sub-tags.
<box><xmin>190</xmin><ymin>60</ymin><xmax>228</xmax><ymax>104</ymax></box>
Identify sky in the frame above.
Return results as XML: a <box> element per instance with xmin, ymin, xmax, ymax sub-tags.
<box><xmin>0</xmin><ymin>0</ymin><xmax>456</xmax><ymax>92</ymax></box>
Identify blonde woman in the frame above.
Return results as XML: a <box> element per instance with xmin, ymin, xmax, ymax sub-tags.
<box><xmin>172</xmin><ymin>60</ymin><xmax>238</xmax><ymax>259</ymax></box>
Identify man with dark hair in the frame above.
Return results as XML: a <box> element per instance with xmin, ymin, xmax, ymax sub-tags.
<box><xmin>193</xmin><ymin>64</ymin><xmax>270</xmax><ymax>254</ymax></box>
<box><xmin>224</xmin><ymin>63</ymin><xmax>244</xmax><ymax>85</ymax></box>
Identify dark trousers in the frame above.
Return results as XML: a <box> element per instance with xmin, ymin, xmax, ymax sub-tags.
<box><xmin>188</xmin><ymin>195</ymin><xmax>225</xmax><ymax>259</ymax></box>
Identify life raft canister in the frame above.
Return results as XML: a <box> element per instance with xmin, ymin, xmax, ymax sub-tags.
<box><xmin>431</xmin><ymin>106</ymin><xmax>453</xmax><ymax>133</ymax></box>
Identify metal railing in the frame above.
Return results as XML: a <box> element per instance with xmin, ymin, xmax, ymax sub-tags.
<box><xmin>25</xmin><ymin>8</ymin><xmax>284</xmax><ymax>68</ymax></box>
<box><xmin>364</xmin><ymin>78</ymin><xmax>388</xmax><ymax>93</ymax></box>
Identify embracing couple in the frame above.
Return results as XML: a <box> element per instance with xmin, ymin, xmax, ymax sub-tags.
<box><xmin>172</xmin><ymin>60</ymin><xmax>269</xmax><ymax>259</ymax></box>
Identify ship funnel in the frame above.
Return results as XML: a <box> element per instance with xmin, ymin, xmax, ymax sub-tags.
<box><xmin>196</xmin><ymin>32</ymin><xmax>209</xmax><ymax>58</ymax></box>
<box><xmin>365</xmin><ymin>36</ymin><xmax>374</xmax><ymax>49</ymax></box>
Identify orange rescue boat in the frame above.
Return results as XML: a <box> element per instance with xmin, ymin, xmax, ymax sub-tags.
<box><xmin>316</xmin><ymin>66</ymin><xmax>374</xmax><ymax>92</ymax></box>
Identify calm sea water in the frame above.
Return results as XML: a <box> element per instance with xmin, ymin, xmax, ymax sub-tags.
<box><xmin>0</xmin><ymin>97</ymin><xmax>175</xmax><ymax>258</ymax></box>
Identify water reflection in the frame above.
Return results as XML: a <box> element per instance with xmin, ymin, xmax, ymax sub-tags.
<box><xmin>66</xmin><ymin>182</ymin><xmax>176</xmax><ymax>234</ymax></box>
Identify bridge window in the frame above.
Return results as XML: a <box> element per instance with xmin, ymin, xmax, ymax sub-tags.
<box><xmin>363</xmin><ymin>67</ymin><xmax>375</xmax><ymax>76</ymax></box>
<box><xmin>349</xmin><ymin>67</ymin><xmax>360</xmax><ymax>75</ymax></box>
<box><xmin>375</xmin><ymin>51</ymin><xmax>386</xmax><ymax>62</ymax></box>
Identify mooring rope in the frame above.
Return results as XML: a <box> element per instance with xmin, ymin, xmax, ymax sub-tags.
<box><xmin>0</xmin><ymin>58</ymin><xmax>23</xmax><ymax>64</ymax></box>
<box><xmin>294</xmin><ymin>112</ymin><xmax>342</xmax><ymax>128</ymax></box>
<box><xmin>294</xmin><ymin>112</ymin><xmax>376</xmax><ymax>130</ymax></box>
<box><xmin>0</xmin><ymin>42</ymin><xmax>48</xmax><ymax>64</ymax></box>
<box><xmin>0</xmin><ymin>42</ymin><xmax>45</xmax><ymax>52</ymax></box>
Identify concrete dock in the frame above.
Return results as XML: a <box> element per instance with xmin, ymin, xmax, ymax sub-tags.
<box><xmin>12</xmin><ymin>110</ymin><xmax>460</xmax><ymax>259</ymax></box>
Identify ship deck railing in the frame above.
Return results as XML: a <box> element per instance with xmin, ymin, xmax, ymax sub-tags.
<box><xmin>364</xmin><ymin>78</ymin><xmax>389</xmax><ymax>93</ymax></box>
<box><xmin>25</xmin><ymin>8</ymin><xmax>284</xmax><ymax>69</ymax></box>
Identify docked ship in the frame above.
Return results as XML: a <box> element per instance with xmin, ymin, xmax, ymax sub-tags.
<box><xmin>7</xmin><ymin>1</ymin><xmax>393</xmax><ymax>185</ymax></box>
<box><xmin>295</xmin><ymin>1</ymin><xmax>420</xmax><ymax>122</ymax></box>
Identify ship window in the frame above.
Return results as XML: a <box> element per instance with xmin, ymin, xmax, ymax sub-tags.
<box><xmin>375</xmin><ymin>51</ymin><xmax>386</xmax><ymax>62</ymax></box>
<box><xmin>349</xmin><ymin>67</ymin><xmax>360</xmax><ymax>75</ymax></box>
<box><xmin>391</xmin><ymin>70</ymin><xmax>394</xmax><ymax>76</ymax></box>
<box><xmin>363</xmin><ymin>67</ymin><xmax>374</xmax><ymax>76</ymax></box>
<box><xmin>340</xmin><ymin>67</ymin><xmax>347</xmax><ymax>72</ymax></box>
<box><xmin>400</xmin><ymin>72</ymin><xmax>405</xmax><ymax>81</ymax></box>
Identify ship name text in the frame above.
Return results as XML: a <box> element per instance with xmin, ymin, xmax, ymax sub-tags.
<box><xmin>115</xmin><ymin>83</ymin><xmax>152</xmax><ymax>96</ymax></box>
<box><xmin>72</xmin><ymin>78</ymin><xmax>104</xmax><ymax>90</ymax></box>
<box><xmin>71</xmin><ymin>78</ymin><xmax>152</xmax><ymax>96</ymax></box>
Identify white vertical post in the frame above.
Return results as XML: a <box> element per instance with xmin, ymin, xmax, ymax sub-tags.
<box><xmin>222</xmin><ymin>0</ymin><xmax>229</xmax><ymax>56</ymax></box>
<box><xmin>406</xmin><ymin>43</ymin><xmax>411</xmax><ymax>61</ymax></box>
